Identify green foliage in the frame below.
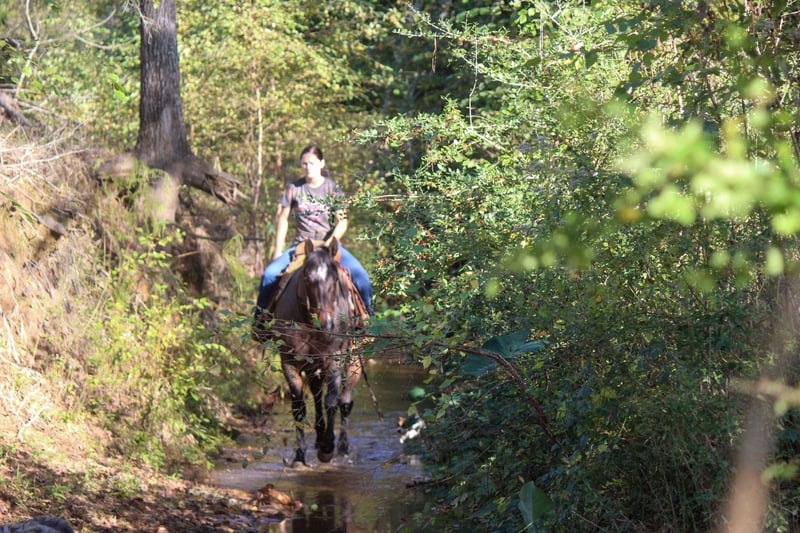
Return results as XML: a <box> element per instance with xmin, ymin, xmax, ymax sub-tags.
<box><xmin>1</xmin><ymin>1</ymin><xmax>140</xmax><ymax>144</ymax></box>
<box><xmin>83</xmin><ymin>228</ymin><xmax>237</xmax><ymax>470</ymax></box>
<box><xmin>177</xmin><ymin>0</ymin><xmax>400</xmax><ymax>206</ymax></box>
<box><xmin>360</xmin><ymin>1</ymin><xmax>800</xmax><ymax>531</ymax></box>
<box><xmin>519</xmin><ymin>481</ymin><xmax>555</xmax><ymax>532</ymax></box>
<box><xmin>460</xmin><ymin>329</ymin><xmax>545</xmax><ymax>377</ymax></box>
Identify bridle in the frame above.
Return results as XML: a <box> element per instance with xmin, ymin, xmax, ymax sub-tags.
<box><xmin>296</xmin><ymin>250</ymin><xmax>349</xmax><ymax>326</ymax></box>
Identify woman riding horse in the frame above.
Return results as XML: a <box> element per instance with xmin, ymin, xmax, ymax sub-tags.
<box><xmin>256</xmin><ymin>144</ymin><xmax>373</xmax><ymax>316</ymax></box>
<box><xmin>262</xmin><ymin>238</ymin><xmax>363</xmax><ymax>465</ymax></box>
<box><xmin>252</xmin><ymin>144</ymin><xmax>371</xmax><ymax>465</ymax></box>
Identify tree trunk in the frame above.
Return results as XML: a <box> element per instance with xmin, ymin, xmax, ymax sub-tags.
<box><xmin>136</xmin><ymin>0</ymin><xmax>191</xmax><ymax>168</ymax></box>
<box><xmin>129</xmin><ymin>0</ymin><xmax>240</xmax><ymax>221</ymax></box>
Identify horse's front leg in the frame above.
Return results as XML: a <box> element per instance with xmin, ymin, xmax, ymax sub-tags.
<box><xmin>307</xmin><ymin>370</ymin><xmax>325</xmax><ymax>451</ymax></box>
<box><xmin>337</xmin><ymin>355</ymin><xmax>363</xmax><ymax>456</ymax></box>
<box><xmin>317</xmin><ymin>367</ymin><xmax>341</xmax><ymax>463</ymax></box>
<box><xmin>282</xmin><ymin>361</ymin><xmax>307</xmax><ymax>467</ymax></box>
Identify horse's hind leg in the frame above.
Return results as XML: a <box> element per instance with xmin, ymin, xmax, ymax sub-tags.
<box><xmin>337</xmin><ymin>356</ymin><xmax>363</xmax><ymax>456</ymax></box>
<box><xmin>337</xmin><ymin>400</ymin><xmax>353</xmax><ymax>456</ymax></box>
<box><xmin>282</xmin><ymin>363</ymin><xmax>308</xmax><ymax>466</ymax></box>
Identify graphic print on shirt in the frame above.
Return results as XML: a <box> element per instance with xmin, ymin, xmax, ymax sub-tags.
<box><xmin>282</xmin><ymin>178</ymin><xmax>344</xmax><ymax>245</ymax></box>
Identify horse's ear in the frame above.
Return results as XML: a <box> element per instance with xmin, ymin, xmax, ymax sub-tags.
<box><xmin>304</xmin><ymin>239</ymin><xmax>314</xmax><ymax>256</ymax></box>
<box><xmin>329</xmin><ymin>237</ymin><xmax>338</xmax><ymax>257</ymax></box>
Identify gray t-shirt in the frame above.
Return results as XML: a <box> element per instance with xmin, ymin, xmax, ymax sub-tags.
<box><xmin>279</xmin><ymin>177</ymin><xmax>345</xmax><ymax>246</ymax></box>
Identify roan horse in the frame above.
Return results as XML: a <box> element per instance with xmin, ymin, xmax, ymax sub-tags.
<box><xmin>253</xmin><ymin>238</ymin><xmax>364</xmax><ymax>466</ymax></box>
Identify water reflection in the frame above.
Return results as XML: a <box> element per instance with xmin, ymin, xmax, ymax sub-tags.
<box><xmin>282</xmin><ymin>488</ymin><xmax>364</xmax><ymax>532</ymax></box>
<box><xmin>212</xmin><ymin>357</ymin><xmax>427</xmax><ymax>532</ymax></box>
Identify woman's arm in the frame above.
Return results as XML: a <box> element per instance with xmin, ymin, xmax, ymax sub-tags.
<box><xmin>326</xmin><ymin>209</ymin><xmax>348</xmax><ymax>246</ymax></box>
<box><xmin>272</xmin><ymin>204</ymin><xmax>291</xmax><ymax>260</ymax></box>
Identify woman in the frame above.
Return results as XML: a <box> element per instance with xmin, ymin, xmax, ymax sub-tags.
<box><xmin>256</xmin><ymin>145</ymin><xmax>373</xmax><ymax>314</ymax></box>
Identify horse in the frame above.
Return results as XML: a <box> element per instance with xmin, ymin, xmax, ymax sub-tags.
<box><xmin>253</xmin><ymin>238</ymin><xmax>363</xmax><ymax>466</ymax></box>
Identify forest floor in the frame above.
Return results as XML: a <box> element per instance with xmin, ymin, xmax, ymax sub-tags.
<box><xmin>0</xmin><ymin>413</ymin><xmax>299</xmax><ymax>533</ymax></box>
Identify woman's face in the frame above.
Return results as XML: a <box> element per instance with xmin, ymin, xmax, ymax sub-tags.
<box><xmin>300</xmin><ymin>152</ymin><xmax>325</xmax><ymax>180</ymax></box>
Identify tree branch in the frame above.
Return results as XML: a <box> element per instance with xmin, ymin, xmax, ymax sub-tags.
<box><xmin>430</xmin><ymin>339</ymin><xmax>558</xmax><ymax>444</ymax></box>
<box><xmin>0</xmin><ymin>93</ymin><xmax>34</xmax><ymax>128</ymax></box>
<box><xmin>172</xmin><ymin>154</ymin><xmax>244</xmax><ymax>205</ymax></box>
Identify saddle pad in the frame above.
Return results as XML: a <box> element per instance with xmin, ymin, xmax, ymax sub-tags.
<box><xmin>340</xmin><ymin>267</ymin><xmax>370</xmax><ymax>323</ymax></box>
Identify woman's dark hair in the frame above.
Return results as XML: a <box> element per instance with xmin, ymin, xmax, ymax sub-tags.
<box><xmin>300</xmin><ymin>144</ymin><xmax>331</xmax><ymax>178</ymax></box>
<box><xmin>300</xmin><ymin>144</ymin><xmax>324</xmax><ymax>161</ymax></box>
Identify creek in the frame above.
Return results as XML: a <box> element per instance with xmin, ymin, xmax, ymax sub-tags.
<box><xmin>210</xmin><ymin>356</ymin><xmax>428</xmax><ymax>532</ymax></box>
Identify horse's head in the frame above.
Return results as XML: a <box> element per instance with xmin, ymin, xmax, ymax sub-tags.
<box><xmin>300</xmin><ymin>238</ymin><xmax>349</xmax><ymax>331</ymax></box>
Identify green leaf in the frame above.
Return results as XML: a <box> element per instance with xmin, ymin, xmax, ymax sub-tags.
<box><xmin>408</xmin><ymin>386</ymin><xmax>426</xmax><ymax>401</ymax></box>
<box><xmin>460</xmin><ymin>329</ymin><xmax>545</xmax><ymax>376</ymax></box>
<box><xmin>482</xmin><ymin>328</ymin><xmax>529</xmax><ymax>356</ymax></box>
<box><xmin>460</xmin><ymin>355</ymin><xmax>497</xmax><ymax>377</ymax></box>
<box><xmin>518</xmin><ymin>481</ymin><xmax>554</xmax><ymax>531</ymax></box>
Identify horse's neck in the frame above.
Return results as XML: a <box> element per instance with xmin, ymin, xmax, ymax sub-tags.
<box><xmin>272</xmin><ymin>270</ymin><xmax>304</xmax><ymax>322</ymax></box>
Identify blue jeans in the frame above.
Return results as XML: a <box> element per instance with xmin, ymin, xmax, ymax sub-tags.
<box><xmin>257</xmin><ymin>245</ymin><xmax>373</xmax><ymax>313</ymax></box>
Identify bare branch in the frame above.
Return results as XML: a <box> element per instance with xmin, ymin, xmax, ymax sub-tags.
<box><xmin>0</xmin><ymin>93</ymin><xmax>34</xmax><ymax>128</ymax></box>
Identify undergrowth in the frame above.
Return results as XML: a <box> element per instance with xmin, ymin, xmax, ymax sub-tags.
<box><xmin>0</xmin><ymin>129</ymin><xmax>267</xmax><ymax>475</ymax></box>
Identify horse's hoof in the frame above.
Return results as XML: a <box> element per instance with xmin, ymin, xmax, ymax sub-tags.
<box><xmin>317</xmin><ymin>449</ymin><xmax>334</xmax><ymax>463</ymax></box>
<box><xmin>289</xmin><ymin>450</ymin><xmax>307</xmax><ymax>468</ymax></box>
<box><xmin>291</xmin><ymin>460</ymin><xmax>311</xmax><ymax>469</ymax></box>
<box><xmin>290</xmin><ymin>453</ymin><xmax>310</xmax><ymax>468</ymax></box>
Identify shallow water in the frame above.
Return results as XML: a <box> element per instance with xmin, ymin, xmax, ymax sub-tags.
<box><xmin>211</xmin><ymin>357</ymin><xmax>428</xmax><ymax>532</ymax></box>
